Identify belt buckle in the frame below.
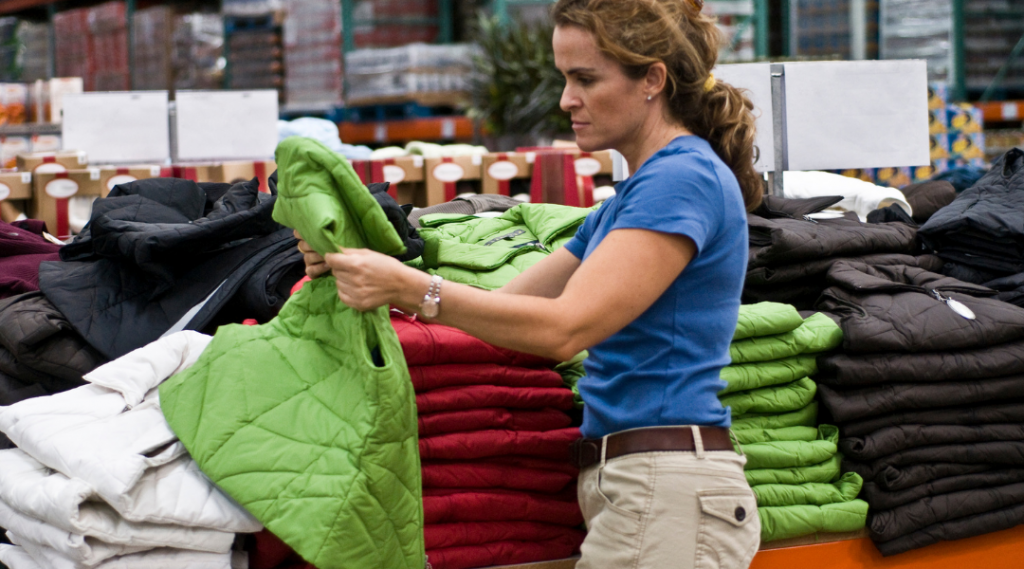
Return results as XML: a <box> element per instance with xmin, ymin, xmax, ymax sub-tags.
<box><xmin>570</xmin><ymin>438</ymin><xmax>600</xmax><ymax>469</ymax></box>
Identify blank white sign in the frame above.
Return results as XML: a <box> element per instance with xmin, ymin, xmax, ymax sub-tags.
<box><xmin>784</xmin><ymin>60</ymin><xmax>930</xmax><ymax>171</ymax></box>
<box><xmin>62</xmin><ymin>92</ymin><xmax>170</xmax><ymax>164</ymax></box>
<box><xmin>175</xmin><ymin>90</ymin><xmax>278</xmax><ymax>161</ymax></box>
<box><xmin>713</xmin><ymin>63</ymin><xmax>775</xmax><ymax>172</ymax></box>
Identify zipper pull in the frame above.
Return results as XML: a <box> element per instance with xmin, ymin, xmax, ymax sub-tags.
<box><xmin>802</xmin><ymin>215</ymin><xmax>819</xmax><ymax>224</ymax></box>
<box><xmin>931</xmin><ymin>290</ymin><xmax>976</xmax><ymax>320</ymax></box>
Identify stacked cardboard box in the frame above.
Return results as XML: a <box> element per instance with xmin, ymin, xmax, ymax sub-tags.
<box><xmin>351</xmin><ymin>0</ymin><xmax>439</xmax><ymax>48</ymax></box>
<box><xmin>88</xmin><ymin>1</ymin><xmax>130</xmax><ymax>91</ymax></box>
<box><xmin>54</xmin><ymin>9</ymin><xmax>93</xmax><ymax>89</ymax></box>
<box><xmin>283</xmin><ymin>0</ymin><xmax>343</xmax><ymax>107</ymax></box>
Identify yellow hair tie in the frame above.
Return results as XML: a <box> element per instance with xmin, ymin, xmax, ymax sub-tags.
<box><xmin>704</xmin><ymin>74</ymin><xmax>716</xmax><ymax>93</ymax></box>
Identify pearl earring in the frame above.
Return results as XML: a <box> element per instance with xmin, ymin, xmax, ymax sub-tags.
<box><xmin>647</xmin><ymin>95</ymin><xmax>652</xmax><ymax>101</ymax></box>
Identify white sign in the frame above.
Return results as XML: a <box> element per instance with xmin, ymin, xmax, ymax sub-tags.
<box><xmin>383</xmin><ymin>165</ymin><xmax>406</xmax><ymax>184</ymax></box>
<box><xmin>713</xmin><ymin>63</ymin><xmax>775</xmax><ymax>173</ymax></box>
<box><xmin>176</xmin><ymin>90</ymin><xmax>278</xmax><ymax>161</ymax></box>
<box><xmin>783</xmin><ymin>60</ymin><xmax>930</xmax><ymax>171</ymax></box>
<box><xmin>45</xmin><ymin>179</ymin><xmax>78</xmax><ymax>199</ymax></box>
<box><xmin>433</xmin><ymin>163</ymin><xmax>465</xmax><ymax>183</ymax></box>
<box><xmin>62</xmin><ymin>92</ymin><xmax>170</xmax><ymax>164</ymax></box>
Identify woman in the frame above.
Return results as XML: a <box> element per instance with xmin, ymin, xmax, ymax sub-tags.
<box><xmin>299</xmin><ymin>0</ymin><xmax>763</xmax><ymax>566</ymax></box>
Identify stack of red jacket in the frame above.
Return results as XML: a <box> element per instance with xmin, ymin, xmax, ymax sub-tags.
<box><xmin>393</xmin><ymin>312</ymin><xmax>586</xmax><ymax>569</ymax></box>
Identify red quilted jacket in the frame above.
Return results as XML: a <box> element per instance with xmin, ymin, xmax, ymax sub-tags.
<box><xmin>421</xmin><ymin>461</ymin><xmax>576</xmax><ymax>493</ymax></box>
<box><xmin>409</xmin><ymin>363</ymin><xmax>563</xmax><ymax>393</ymax></box>
<box><xmin>422</xmin><ymin>489</ymin><xmax>583</xmax><ymax>525</ymax></box>
<box><xmin>417</xmin><ymin>407</ymin><xmax>572</xmax><ymax>437</ymax></box>
<box><xmin>416</xmin><ymin>385</ymin><xmax>575</xmax><ymax>414</ymax></box>
<box><xmin>392</xmin><ymin>312</ymin><xmax>555</xmax><ymax>367</ymax></box>
<box><xmin>419</xmin><ymin>428</ymin><xmax>581</xmax><ymax>461</ymax></box>
<box><xmin>425</xmin><ymin>530</ymin><xmax>586</xmax><ymax>569</ymax></box>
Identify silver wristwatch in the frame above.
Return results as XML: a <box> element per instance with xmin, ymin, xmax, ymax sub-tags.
<box><xmin>420</xmin><ymin>275</ymin><xmax>443</xmax><ymax>318</ymax></box>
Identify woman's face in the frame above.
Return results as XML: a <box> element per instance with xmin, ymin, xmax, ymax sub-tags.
<box><xmin>553</xmin><ymin>25</ymin><xmax>650</xmax><ymax>152</ymax></box>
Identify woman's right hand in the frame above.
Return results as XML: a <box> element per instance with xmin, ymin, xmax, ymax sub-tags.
<box><xmin>295</xmin><ymin>230</ymin><xmax>330</xmax><ymax>278</ymax></box>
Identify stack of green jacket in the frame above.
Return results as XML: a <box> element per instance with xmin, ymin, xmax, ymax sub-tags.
<box><xmin>725</xmin><ymin>303</ymin><xmax>868</xmax><ymax>543</ymax></box>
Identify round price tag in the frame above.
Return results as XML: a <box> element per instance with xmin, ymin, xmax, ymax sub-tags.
<box><xmin>45</xmin><ymin>179</ymin><xmax>78</xmax><ymax>199</ymax></box>
<box><xmin>487</xmin><ymin>161</ymin><xmax>519</xmax><ymax>181</ymax></box>
<box><xmin>433</xmin><ymin>163</ymin><xmax>465</xmax><ymax>183</ymax></box>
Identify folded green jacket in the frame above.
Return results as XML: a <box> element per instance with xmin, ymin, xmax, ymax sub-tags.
<box><xmin>729</xmin><ymin>312</ymin><xmax>843</xmax><ymax>364</ymax></box>
<box><xmin>740</xmin><ymin>426</ymin><xmax>839</xmax><ymax>470</ymax></box>
<box><xmin>734</xmin><ymin>302</ymin><xmax>804</xmax><ymax>341</ymax></box>
<box><xmin>161</xmin><ymin>138</ymin><xmax>424</xmax><ymax>569</ymax></box>
<box><xmin>753</xmin><ymin>472</ymin><xmax>864</xmax><ymax>508</ymax></box>
<box><xmin>732</xmin><ymin>426</ymin><xmax>819</xmax><ymax>445</ymax></box>
<box><xmin>745</xmin><ymin>453</ymin><xmax>842</xmax><ymax>487</ymax></box>
<box><xmin>720</xmin><ymin>377</ymin><xmax>817</xmax><ymax>416</ymax></box>
<box><xmin>733</xmin><ymin>402</ymin><xmax>819</xmax><ymax>431</ymax></box>
<box><xmin>720</xmin><ymin>356</ymin><xmax>818</xmax><ymax>395</ymax></box>
<box><xmin>409</xmin><ymin>204</ymin><xmax>593</xmax><ymax>290</ymax></box>
<box><xmin>758</xmin><ymin>499</ymin><xmax>870</xmax><ymax>543</ymax></box>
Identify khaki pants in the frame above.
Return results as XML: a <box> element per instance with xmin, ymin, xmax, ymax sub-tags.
<box><xmin>576</xmin><ymin>427</ymin><xmax>760</xmax><ymax>569</ymax></box>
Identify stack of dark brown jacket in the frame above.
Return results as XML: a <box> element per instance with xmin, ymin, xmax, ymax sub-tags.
<box><xmin>743</xmin><ymin>196</ymin><xmax>935</xmax><ymax>310</ymax></box>
<box><xmin>920</xmin><ymin>149</ymin><xmax>1024</xmax><ymax>307</ymax></box>
<box><xmin>814</xmin><ymin>260</ymin><xmax>1024</xmax><ymax>556</ymax></box>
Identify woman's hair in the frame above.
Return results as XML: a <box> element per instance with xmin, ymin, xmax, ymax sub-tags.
<box><xmin>552</xmin><ymin>0</ymin><xmax>763</xmax><ymax>210</ymax></box>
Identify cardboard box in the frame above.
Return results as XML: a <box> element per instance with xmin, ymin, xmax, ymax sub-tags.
<box><xmin>424</xmin><ymin>155</ymin><xmax>482</xmax><ymax>206</ymax></box>
<box><xmin>30</xmin><ymin>134</ymin><xmax>62</xmax><ymax>153</ymax></box>
<box><xmin>98</xmin><ymin>165</ymin><xmax>162</xmax><ymax>192</ymax></box>
<box><xmin>17</xmin><ymin>150</ymin><xmax>88</xmax><ymax>173</ymax></box>
<box><xmin>46</xmin><ymin>77</ymin><xmax>84</xmax><ymax>123</ymax></box>
<box><xmin>529</xmin><ymin>149</ymin><xmax>614</xmax><ymax>207</ymax></box>
<box><xmin>32</xmin><ymin>168</ymin><xmax>106</xmax><ymax>237</ymax></box>
<box><xmin>211</xmin><ymin>160</ymin><xmax>277</xmax><ymax>193</ymax></box>
<box><xmin>352</xmin><ymin>156</ymin><xmax>426</xmax><ymax>205</ymax></box>
<box><xmin>166</xmin><ymin>163</ymin><xmax>218</xmax><ymax>183</ymax></box>
<box><xmin>482</xmin><ymin>152</ymin><xmax>534</xmax><ymax>196</ymax></box>
<box><xmin>0</xmin><ymin>171</ymin><xmax>33</xmax><ymax>201</ymax></box>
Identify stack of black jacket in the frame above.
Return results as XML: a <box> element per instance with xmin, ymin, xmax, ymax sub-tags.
<box><xmin>814</xmin><ymin>260</ymin><xmax>1024</xmax><ymax>555</ymax></box>
<box><xmin>920</xmin><ymin>148</ymin><xmax>1024</xmax><ymax>307</ymax></box>
<box><xmin>743</xmin><ymin>195</ymin><xmax>937</xmax><ymax>309</ymax></box>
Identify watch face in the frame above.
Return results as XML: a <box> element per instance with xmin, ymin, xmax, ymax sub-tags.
<box><xmin>421</xmin><ymin>300</ymin><xmax>439</xmax><ymax>319</ymax></box>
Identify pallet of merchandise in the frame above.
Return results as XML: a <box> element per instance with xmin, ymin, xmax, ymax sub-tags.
<box><xmin>500</xmin><ymin>524</ymin><xmax>1024</xmax><ymax>569</ymax></box>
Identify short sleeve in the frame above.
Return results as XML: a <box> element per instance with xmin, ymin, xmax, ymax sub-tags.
<box><xmin>611</xmin><ymin>153</ymin><xmax>724</xmax><ymax>255</ymax></box>
<box><xmin>562</xmin><ymin>201</ymin><xmax>605</xmax><ymax>259</ymax></box>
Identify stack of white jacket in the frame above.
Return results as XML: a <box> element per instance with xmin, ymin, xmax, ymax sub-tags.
<box><xmin>0</xmin><ymin>332</ymin><xmax>263</xmax><ymax>569</ymax></box>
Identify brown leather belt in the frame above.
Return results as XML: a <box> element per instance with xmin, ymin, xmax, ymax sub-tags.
<box><xmin>570</xmin><ymin>426</ymin><xmax>734</xmax><ymax>469</ymax></box>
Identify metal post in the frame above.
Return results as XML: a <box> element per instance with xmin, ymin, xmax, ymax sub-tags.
<box><xmin>341</xmin><ymin>0</ymin><xmax>355</xmax><ymax>53</ymax></box>
<box><xmin>438</xmin><ymin>0</ymin><xmax>453</xmax><ymax>43</ymax></box>
<box><xmin>850</xmin><ymin>0</ymin><xmax>866</xmax><ymax>60</ymax></box>
<box><xmin>951</xmin><ymin>0</ymin><xmax>966</xmax><ymax>101</ymax></box>
<box><xmin>770</xmin><ymin>64</ymin><xmax>787</xmax><ymax>197</ymax></box>
<box><xmin>754</xmin><ymin>0</ymin><xmax>769</xmax><ymax>58</ymax></box>
<box><xmin>783</xmin><ymin>0</ymin><xmax>796</xmax><ymax>57</ymax></box>
<box><xmin>168</xmin><ymin>100</ymin><xmax>178</xmax><ymax>164</ymax></box>
<box><xmin>127</xmin><ymin>0</ymin><xmax>136</xmax><ymax>90</ymax></box>
<box><xmin>47</xmin><ymin>3</ymin><xmax>56</xmax><ymax>79</ymax></box>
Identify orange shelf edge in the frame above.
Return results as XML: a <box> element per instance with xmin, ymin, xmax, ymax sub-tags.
<box><xmin>750</xmin><ymin>525</ymin><xmax>1024</xmax><ymax>569</ymax></box>
<box><xmin>338</xmin><ymin>116</ymin><xmax>474</xmax><ymax>145</ymax></box>
<box><xmin>976</xmin><ymin>100</ymin><xmax>1024</xmax><ymax>123</ymax></box>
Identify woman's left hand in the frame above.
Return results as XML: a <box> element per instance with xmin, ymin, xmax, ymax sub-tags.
<box><xmin>324</xmin><ymin>249</ymin><xmax>419</xmax><ymax>311</ymax></box>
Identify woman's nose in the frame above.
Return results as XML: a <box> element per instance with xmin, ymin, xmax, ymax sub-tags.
<box><xmin>560</xmin><ymin>86</ymin><xmax>579</xmax><ymax>112</ymax></box>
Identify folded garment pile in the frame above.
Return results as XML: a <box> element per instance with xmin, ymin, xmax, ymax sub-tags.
<box><xmin>724</xmin><ymin>302</ymin><xmax>867</xmax><ymax>543</ymax></box>
<box><xmin>920</xmin><ymin>148</ymin><xmax>1024</xmax><ymax>306</ymax></box>
<box><xmin>0</xmin><ymin>332</ymin><xmax>262</xmax><ymax>569</ymax></box>
<box><xmin>392</xmin><ymin>313</ymin><xmax>585</xmax><ymax>569</ymax></box>
<box><xmin>815</xmin><ymin>260</ymin><xmax>1024</xmax><ymax>556</ymax></box>
<box><xmin>743</xmin><ymin>195</ymin><xmax>937</xmax><ymax>310</ymax></box>
<box><xmin>0</xmin><ymin>219</ymin><xmax>60</xmax><ymax>301</ymax></box>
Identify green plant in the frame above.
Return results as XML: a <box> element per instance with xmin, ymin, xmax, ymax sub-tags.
<box><xmin>469</xmin><ymin>15</ymin><xmax>571</xmax><ymax>137</ymax></box>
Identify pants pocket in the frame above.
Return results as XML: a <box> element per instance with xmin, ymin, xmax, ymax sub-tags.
<box><xmin>693</xmin><ymin>489</ymin><xmax>761</xmax><ymax>569</ymax></box>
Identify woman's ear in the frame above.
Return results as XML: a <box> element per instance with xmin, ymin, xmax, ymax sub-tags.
<box><xmin>645</xmin><ymin>62</ymin><xmax>669</xmax><ymax>99</ymax></box>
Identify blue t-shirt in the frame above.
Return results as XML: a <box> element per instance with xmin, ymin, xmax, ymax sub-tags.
<box><xmin>563</xmin><ymin>135</ymin><xmax>749</xmax><ymax>439</ymax></box>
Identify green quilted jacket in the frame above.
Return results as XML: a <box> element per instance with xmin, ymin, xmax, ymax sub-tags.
<box><xmin>408</xmin><ymin>204</ymin><xmax>594</xmax><ymax>290</ymax></box>
<box><xmin>161</xmin><ymin>138</ymin><xmax>424</xmax><ymax>569</ymax></box>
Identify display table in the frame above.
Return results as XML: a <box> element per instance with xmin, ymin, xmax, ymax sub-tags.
<box><xmin>486</xmin><ymin>524</ymin><xmax>1024</xmax><ymax>569</ymax></box>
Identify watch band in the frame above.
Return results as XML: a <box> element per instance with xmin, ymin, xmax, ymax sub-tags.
<box><xmin>420</xmin><ymin>275</ymin><xmax>443</xmax><ymax>318</ymax></box>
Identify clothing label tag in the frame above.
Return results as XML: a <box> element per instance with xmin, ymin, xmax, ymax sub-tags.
<box><xmin>383</xmin><ymin>164</ymin><xmax>406</xmax><ymax>184</ymax></box>
<box><xmin>487</xmin><ymin>161</ymin><xmax>519</xmax><ymax>181</ymax></box>
<box><xmin>575</xmin><ymin>157</ymin><xmax>601</xmax><ymax>176</ymax></box>
<box><xmin>45</xmin><ymin>178</ymin><xmax>78</xmax><ymax>198</ymax></box>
